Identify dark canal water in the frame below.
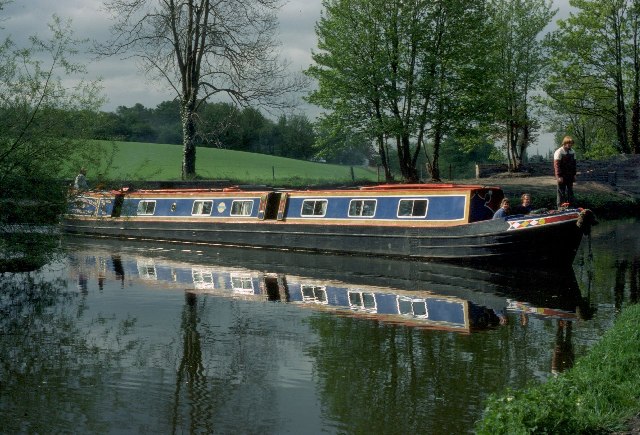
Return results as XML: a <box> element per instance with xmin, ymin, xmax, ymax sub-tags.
<box><xmin>1</xmin><ymin>218</ymin><xmax>638</xmax><ymax>434</ymax></box>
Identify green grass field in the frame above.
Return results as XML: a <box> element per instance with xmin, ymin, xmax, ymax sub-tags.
<box><xmin>78</xmin><ymin>140</ymin><xmax>379</xmax><ymax>186</ymax></box>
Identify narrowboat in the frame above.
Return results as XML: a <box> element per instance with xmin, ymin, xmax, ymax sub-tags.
<box><xmin>62</xmin><ymin>183</ymin><xmax>595</xmax><ymax>265</ymax></box>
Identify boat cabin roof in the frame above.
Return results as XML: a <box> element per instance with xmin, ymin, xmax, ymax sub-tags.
<box><xmin>110</xmin><ymin>183</ymin><xmax>502</xmax><ymax>196</ymax></box>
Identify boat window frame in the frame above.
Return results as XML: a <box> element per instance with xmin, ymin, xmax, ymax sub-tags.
<box><xmin>348</xmin><ymin>290</ymin><xmax>378</xmax><ymax>312</ymax></box>
<box><xmin>397</xmin><ymin>198</ymin><xmax>429</xmax><ymax>218</ymax></box>
<box><xmin>348</xmin><ymin>199</ymin><xmax>377</xmax><ymax>218</ymax></box>
<box><xmin>231</xmin><ymin>274</ymin><xmax>254</xmax><ymax>295</ymax></box>
<box><xmin>192</xmin><ymin>200</ymin><xmax>213</xmax><ymax>216</ymax></box>
<box><xmin>192</xmin><ymin>269</ymin><xmax>215</xmax><ymax>289</ymax></box>
<box><xmin>301</xmin><ymin>285</ymin><xmax>328</xmax><ymax>304</ymax></box>
<box><xmin>300</xmin><ymin>199</ymin><xmax>328</xmax><ymax>217</ymax></box>
<box><xmin>137</xmin><ymin>200</ymin><xmax>156</xmax><ymax>216</ymax></box>
<box><xmin>230</xmin><ymin>200</ymin><xmax>254</xmax><ymax>217</ymax></box>
<box><xmin>137</xmin><ymin>259</ymin><xmax>157</xmax><ymax>279</ymax></box>
<box><xmin>397</xmin><ymin>296</ymin><xmax>429</xmax><ymax>318</ymax></box>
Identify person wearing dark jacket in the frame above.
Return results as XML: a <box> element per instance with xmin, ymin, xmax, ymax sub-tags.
<box><xmin>512</xmin><ymin>193</ymin><xmax>532</xmax><ymax>215</ymax></box>
<box><xmin>553</xmin><ymin>136</ymin><xmax>577</xmax><ymax>208</ymax></box>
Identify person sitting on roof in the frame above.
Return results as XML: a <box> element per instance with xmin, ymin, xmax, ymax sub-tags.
<box><xmin>74</xmin><ymin>168</ymin><xmax>89</xmax><ymax>191</ymax></box>
<box><xmin>493</xmin><ymin>198</ymin><xmax>510</xmax><ymax>219</ymax></box>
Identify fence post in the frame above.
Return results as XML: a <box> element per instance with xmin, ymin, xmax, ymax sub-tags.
<box><xmin>272</xmin><ymin>166</ymin><xmax>275</xmax><ymax>181</ymax></box>
<box><xmin>350</xmin><ymin>166</ymin><xmax>355</xmax><ymax>181</ymax></box>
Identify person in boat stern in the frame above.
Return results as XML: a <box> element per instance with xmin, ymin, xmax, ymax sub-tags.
<box><xmin>554</xmin><ymin>136</ymin><xmax>577</xmax><ymax>208</ymax></box>
<box><xmin>493</xmin><ymin>198</ymin><xmax>510</xmax><ymax>219</ymax></box>
<box><xmin>512</xmin><ymin>193</ymin><xmax>532</xmax><ymax>215</ymax></box>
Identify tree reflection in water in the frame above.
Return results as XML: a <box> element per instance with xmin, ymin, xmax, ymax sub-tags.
<box><xmin>0</xmin><ymin>265</ymin><xmax>139</xmax><ymax>433</ymax></box>
<box><xmin>4</xmin><ymin>218</ymin><xmax>639</xmax><ymax>433</ymax></box>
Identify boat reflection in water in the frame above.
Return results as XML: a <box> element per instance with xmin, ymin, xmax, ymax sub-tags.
<box><xmin>66</xmin><ymin>237</ymin><xmax>593</xmax><ymax>334</ymax></box>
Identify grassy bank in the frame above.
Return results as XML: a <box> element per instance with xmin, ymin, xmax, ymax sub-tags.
<box><xmin>68</xmin><ymin>140</ymin><xmax>638</xmax><ymax>215</ymax></box>
<box><xmin>476</xmin><ymin>304</ymin><xmax>640</xmax><ymax>434</ymax></box>
<box><xmin>73</xmin><ymin>140</ymin><xmax>379</xmax><ymax>185</ymax></box>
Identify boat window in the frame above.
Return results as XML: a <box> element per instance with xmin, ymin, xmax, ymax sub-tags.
<box><xmin>397</xmin><ymin>297</ymin><xmax>428</xmax><ymax>318</ymax></box>
<box><xmin>348</xmin><ymin>290</ymin><xmax>377</xmax><ymax>312</ymax></box>
<box><xmin>230</xmin><ymin>200</ymin><xmax>254</xmax><ymax>216</ymax></box>
<box><xmin>301</xmin><ymin>199</ymin><xmax>328</xmax><ymax>217</ymax></box>
<box><xmin>137</xmin><ymin>260</ymin><xmax>156</xmax><ymax>279</ymax></box>
<box><xmin>397</xmin><ymin>199</ymin><xmax>428</xmax><ymax>217</ymax></box>
<box><xmin>231</xmin><ymin>275</ymin><xmax>254</xmax><ymax>294</ymax></box>
<box><xmin>192</xmin><ymin>200</ymin><xmax>213</xmax><ymax>216</ymax></box>
<box><xmin>137</xmin><ymin>200</ymin><xmax>156</xmax><ymax>216</ymax></box>
<box><xmin>301</xmin><ymin>285</ymin><xmax>328</xmax><ymax>304</ymax></box>
<box><xmin>192</xmin><ymin>269</ymin><xmax>214</xmax><ymax>289</ymax></box>
<box><xmin>348</xmin><ymin>199</ymin><xmax>377</xmax><ymax>217</ymax></box>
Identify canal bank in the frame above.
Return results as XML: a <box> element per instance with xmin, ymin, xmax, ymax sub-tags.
<box><xmin>471</xmin><ymin>175</ymin><xmax>640</xmax><ymax>433</ymax></box>
<box><xmin>475</xmin><ymin>303</ymin><xmax>640</xmax><ymax>434</ymax></box>
<box><xmin>476</xmin><ymin>176</ymin><xmax>640</xmax><ymax>219</ymax></box>
<box><xmin>476</xmin><ymin>174</ymin><xmax>640</xmax><ymax>434</ymax></box>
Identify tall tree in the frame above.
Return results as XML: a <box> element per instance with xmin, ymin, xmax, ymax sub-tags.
<box><xmin>545</xmin><ymin>0</ymin><xmax>640</xmax><ymax>154</ymax></box>
<box><xmin>307</xmin><ymin>0</ymin><xmax>492</xmax><ymax>182</ymax></box>
<box><xmin>99</xmin><ymin>0</ymin><xmax>303</xmax><ymax>180</ymax></box>
<box><xmin>490</xmin><ymin>0</ymin><xmax>555</xmax><ymax>170</ymax></box>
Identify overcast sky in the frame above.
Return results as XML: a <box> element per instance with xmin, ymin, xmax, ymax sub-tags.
<box><xmin>2</xmin><ymin>0</ymin><xmax>323</xmax><ymax>112</ymax></box>
<box><xmin>2</xmin><ymin>0</ymin><xmax>572</xmax><ymax>152</ymax></box>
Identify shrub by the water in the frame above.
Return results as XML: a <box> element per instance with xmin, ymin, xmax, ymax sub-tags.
<box><xmin>476</xmin><ymin>304</ymin><xmax>640</xmax><ymax>434</ymax></box>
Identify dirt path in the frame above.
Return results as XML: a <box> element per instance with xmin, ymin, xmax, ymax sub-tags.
<box><xmin>459</xmin><ymin>176</ymin><xmax>625</xmax><ymax>197</ymax></box>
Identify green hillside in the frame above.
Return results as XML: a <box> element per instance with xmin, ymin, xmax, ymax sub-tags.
<box><xmin>75</xmin><ymin>140</ymin><xmax>379</xmax><ymax>185</ymax></box>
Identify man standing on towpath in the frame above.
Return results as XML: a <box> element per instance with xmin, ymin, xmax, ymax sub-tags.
<box><xmin>554</xmin><ymin>136</ymin><xmax>577</xmax><ymax>208</ymax></box>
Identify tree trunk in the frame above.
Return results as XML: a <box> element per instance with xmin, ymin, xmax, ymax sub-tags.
<box><xmin>633</xmin><ymin>18</ymin><xmax>640</xmax><ymax>155</ymax></box>
<box><xmin>377</xmin><ymin>134</ymin><xmax>393</xmax><ymax>182</ymax></box>
<box><xmin>181</xmin><ymin>101</ymin><xmax>197</xmax><ymax>180</ymax></box>
<box><xmin>430</xmin><ymin>125</ymin><xmax>442</xmax><ymax>182</ymax></box>
<box><xmin>398</xmin><ymin>133</ymin><xmax>419</xmax><ymax>182</ymax></box>
<box><xmin>614</xmin><ymin>24</ymin><xmax>630</xmax><ymax>154</ymax></box>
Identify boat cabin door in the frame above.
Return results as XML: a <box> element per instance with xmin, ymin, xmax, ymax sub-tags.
<box><xmin>262</xmin><ymin>192</ymin><xmax>287</xmax><ymax>221</ymax></box>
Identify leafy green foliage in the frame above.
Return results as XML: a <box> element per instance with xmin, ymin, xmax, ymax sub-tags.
<box><xmin>476</xmin><ymin>304</ymin><xmax>640</xmax><ymax>434</ymax></box>
<box><xmin>0</xmin><ymin>15</ymin><xmax>105</xmax><ymax>224</ymax></box>
<box><xmin>307</xmin><ymin>0</ymin><xmax>496</xmax><ymax>182</ymax></box>
<box><xmin>490</xmin><ymin>0</ymin><xmax>555</xmax><ymax>170</ymax></box>
<box><xmin>544</xmin><ymin>0</ymin><xmax>640</xmax><ymax>155</ymax></box>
